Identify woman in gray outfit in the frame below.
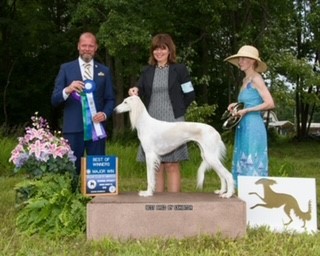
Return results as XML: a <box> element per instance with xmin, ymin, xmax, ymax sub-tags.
<box><xmin>128</xmin><ymin>33</ymin><xmax>195</xmax><ymax>192</ymax></box>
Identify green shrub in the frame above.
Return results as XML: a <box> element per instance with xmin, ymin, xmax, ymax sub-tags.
<box><xmin>0</xmin><ymin>136</ymin><xmax>17</xmax><ymax>176</ymax></box>
<box><xmin>185</xmin><ymin>101</ymin><xmax>218</xmax><ymax>123</ymax></box>
<box><xmin>3</xmin><ymin>114</ymin><xmax>87</xmax><ymax>238</ymax></box>
<box><xmin>15</xmin><ymin>173</ymin><xmax>90</xmax><ymax>237</ymax></box>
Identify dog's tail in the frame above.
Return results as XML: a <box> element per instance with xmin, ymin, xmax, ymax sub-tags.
<box><xmin>217</xmin><ymin>139</ymin><xmax>227</xmax><ymax>162</ymax></box>
<box><xmin>293</xmin><ymin>200</ymin><xmax>312</xmax><ymax>224</ymax></box>
<box><xmin>196</xmin><ymin>160</ymin><xmax>210</xmax><ymax>190</ymax></box>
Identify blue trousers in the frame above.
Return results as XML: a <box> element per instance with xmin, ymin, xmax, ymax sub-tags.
<box><xmin>64</xmin><ymin>132</ymin><xmax>106</xmax><ymax>174</ymax></box>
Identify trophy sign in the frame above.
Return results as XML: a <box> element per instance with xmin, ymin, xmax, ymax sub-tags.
<box><xmin>81</xmin><ymin>155</ymin><xmax>118</xmax><ymax>196</ymax></box>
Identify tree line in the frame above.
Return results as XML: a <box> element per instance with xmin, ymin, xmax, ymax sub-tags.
<box><xmin>1</xmin><ymin>0</ymin><xmax>320</xmax><ymax>139</ymax></box>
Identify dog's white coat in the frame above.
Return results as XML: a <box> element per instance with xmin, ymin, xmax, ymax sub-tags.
<box><xmin>114</xmin><ymin>96</ymin><xmax>235</xmax><ymax>198</ymax></box>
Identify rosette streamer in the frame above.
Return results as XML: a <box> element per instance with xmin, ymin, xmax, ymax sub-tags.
<box><xmin>79</xmin><ymin>80</ymin><xmax>107</xmax><ymax>141</ymax></box>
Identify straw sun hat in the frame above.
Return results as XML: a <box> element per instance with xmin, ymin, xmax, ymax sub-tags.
<box><xmin>224</xmin><ymin>45</ymin><xmax>267</xmax><ymax>73</ymax></box>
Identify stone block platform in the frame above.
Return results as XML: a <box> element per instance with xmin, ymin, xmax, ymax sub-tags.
<box><xmin>87</xmin><ymin>192</ymin><xmax>246</xmax><ymax>240</ymax></box>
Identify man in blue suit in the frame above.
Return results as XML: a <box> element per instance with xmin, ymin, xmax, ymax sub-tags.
<box><xmin>51</xmin><ymin>32</ymin><xmax>116</xmax><ymax>174</ymax></box>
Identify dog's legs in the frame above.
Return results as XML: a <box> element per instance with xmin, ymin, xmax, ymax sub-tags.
<box><xmin>249</xmin><ymin>191</ymin><xmax>264</xmax><ymax>201</ymax></box>
<box><xmin>213</xmin><ymin>166</ymin><xmax>228</xmax><ymax>196</ymax></box>
<box><xmin>208</xmin><ymin>158</ymin><xmax>227</xmax><ymax>195</ymax></box>
<box><xmin>211</xmin><ymin>160</ymin><xmax>234</xmax><ymax>198</ymax></box>
<box><xmin>199</xmin><ymin>144</ymin><xmax>234</xmax><ymax>198</ymax></box>
<box><xmin>139</xmin><ymin>152</ymin><xmax>160</xmax><ymax>197</ymax></box>
<box><xmin>196</xmin><ymin>158</ymin><xmax>234</xmax><ymax>198</ymax></box>
<box><xmin>250</xmin><ymin>203</ymin><xmax>268</xmax><ymax>209</ymax></box>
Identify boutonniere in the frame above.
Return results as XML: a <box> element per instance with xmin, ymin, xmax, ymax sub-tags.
<box><xmin>98</xmin><ymin>72</ymin><xmax>105</xmax><ymax>76</ymax></box>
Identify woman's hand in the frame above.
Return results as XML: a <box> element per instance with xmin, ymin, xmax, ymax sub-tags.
<box><xmin>228</xmin><ymin>103</ymin><xmax>248</xmax><ymax>117</ymax></box>
<box><xmin>128</xmin><ymin>87</ymin><xmax>139</xmax><ymax>96</ymax></box>
<box><xmin>235</xmin><ymin>109</ymin><xmax>248</xmax><ymax>117</ymax></box>
<box><xmin>227</xmin><ymin>102</ymin><xmax>238</xmax><ymax>112</ymax></box>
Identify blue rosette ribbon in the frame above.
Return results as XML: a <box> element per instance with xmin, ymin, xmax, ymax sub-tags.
<box><xmin>80</xmin><ymin>80</ymin><xmax>107</xmax><ymax>141</ymax></box>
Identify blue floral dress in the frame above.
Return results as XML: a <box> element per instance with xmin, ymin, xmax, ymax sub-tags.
<box><xmin>232</xmin><ymin>82</ymin><xmax>268</xmax><ymax>187</ymax></box>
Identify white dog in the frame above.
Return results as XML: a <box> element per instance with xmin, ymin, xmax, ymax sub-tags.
<box><xmin>114</xmin><ymin>95</ymin><xmax>234</xmax><ymax>198</ymax></box>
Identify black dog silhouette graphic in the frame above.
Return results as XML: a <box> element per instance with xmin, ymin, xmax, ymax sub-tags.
<box><xmin>249</xmin><ymin>178</ymin><xmax>312</xmax><ymax>228</ymax></box>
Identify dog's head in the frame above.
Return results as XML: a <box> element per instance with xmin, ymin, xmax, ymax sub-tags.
<box><xmin>114</xmin><ymin>95</ymin><xmax>144</xmax><ymax>113</ymax></box>
<box><xmin>114</xmin><ymin>95</ymin><xmax>140</xmax><ymax>114</ymax></box>
<box><xmin>255</xmin><ymin>178</ymin><xmax>277</xmax><ymax>186</ymax></box>
<box><xmin>114</xmin><ymin>95</ymin><xmax>145</xmax><ymax>130</ymax></box>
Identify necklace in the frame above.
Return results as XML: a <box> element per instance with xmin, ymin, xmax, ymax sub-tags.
<box><xmin>156</xmin><ymin>64</ymin><xmax>169</xmax><ymax>69</ymax></box>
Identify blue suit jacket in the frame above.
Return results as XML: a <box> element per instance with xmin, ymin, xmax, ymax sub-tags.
<box><xmin>51</xmin><ymin>59</ymin><xmax>116</xmax><ymax>133</ymax></box>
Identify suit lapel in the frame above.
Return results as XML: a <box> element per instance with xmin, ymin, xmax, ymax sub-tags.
<box><xmin>145</xmin><ymin>66</ymin><xmax>156</xmax><ymax>89</ymax></box>
<box><xmin>72</xmin><ymin>60</ymin><xmax>82</xmax><ymax>80</ymax></box>
<box><xmin>168</xmin><ymin>64</ymin><xmax>177</xmax><ymax>90</ymax></box>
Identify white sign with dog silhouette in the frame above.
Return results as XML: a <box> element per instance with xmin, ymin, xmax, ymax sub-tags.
<box><xmin>238</xmin><ymin>176</ymin><xmax>317</xmax><ymax>233</ymax></box>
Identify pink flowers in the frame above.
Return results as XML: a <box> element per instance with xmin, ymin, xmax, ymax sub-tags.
<box><xmin>9</xmin><ymin>113</ymin><xmax>76</xmax><ymax>177</ymax></box>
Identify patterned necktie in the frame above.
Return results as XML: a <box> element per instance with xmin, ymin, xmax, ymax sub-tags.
<box><xmin>83</xmin><ymin>63</ymin><xmax>92</xmax><ymax>80</ymax></box>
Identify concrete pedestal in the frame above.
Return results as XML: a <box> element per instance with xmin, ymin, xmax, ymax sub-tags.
<box><xmin>87</xmin><ymin>192</ymin><xmax>246</xmax><ymax>240</ymax></box>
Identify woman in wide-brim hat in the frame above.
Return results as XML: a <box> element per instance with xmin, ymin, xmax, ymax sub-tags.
<box><xmin>224</xmin><ymin>45</ymin><xmax>267</xmax><ymax>73</ymax></box>
<box><xmin>224</xmin><ymin>45</ymin><xmax>275</xmax><ymax>188</ymax></box>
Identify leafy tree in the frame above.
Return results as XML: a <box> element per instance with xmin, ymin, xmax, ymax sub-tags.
<box><xmin>0</xmin><ymin>0</ymin><xmax>79</xmax><ymax>129</ymax></box>
<box><xmin>1</xmin><ymin>0</ymin><xmax>320</xmax><ymax>140</ymax></box>
<box><xmin>267</xmin><ymin>0</ymin><xmax>320</xmax><ymax>139</ymax></box>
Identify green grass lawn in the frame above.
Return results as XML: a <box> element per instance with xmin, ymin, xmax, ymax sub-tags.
<box><xmin>1</xmin><ymin>138</ymin><xmax>320</xmax><ymax>255</ymax></box>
